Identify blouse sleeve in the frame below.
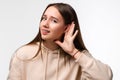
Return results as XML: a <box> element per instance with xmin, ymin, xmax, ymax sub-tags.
<box><xmin>75</xmin><ymin>50</ymin><xmax>113</xmax><ymax>80</ymax></box>
<box><xmin>7</xmin><ymin>53</ymin><xmax>25</xmax><ymax>80</ymax></box>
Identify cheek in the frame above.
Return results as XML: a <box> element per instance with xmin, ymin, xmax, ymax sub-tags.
<box><xmin>52</xmin><ymin>26</ymin><xmax>65</xmax><ymax>35</ymax></box>
<box><xmin>52</xmin><ymin>27</ymin><xmax>65</xmax><ymax>40</ymax></box>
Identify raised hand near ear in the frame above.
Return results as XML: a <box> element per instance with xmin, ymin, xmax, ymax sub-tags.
<box><xmin>55</xmin><ymin>22</ymin><xmax>79</xmax><ymax>56</ymax></box>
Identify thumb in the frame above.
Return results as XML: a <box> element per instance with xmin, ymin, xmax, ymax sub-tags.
<box><xmin>54</xmin><ymin>40</ymin><xmax>63</xmax><ymax>47</ymax></box>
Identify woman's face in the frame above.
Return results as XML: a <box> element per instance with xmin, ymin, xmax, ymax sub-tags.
<box><xmin>40</xmin><ymin>6</ymin><xmax>67</xmax><ymax>41</ymax></box>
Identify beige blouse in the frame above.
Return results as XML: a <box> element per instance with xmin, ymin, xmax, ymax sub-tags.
<box><xmin>7</xmin><ymin>43</ymin><xmax>113</xmax><ymax>80</ymax></box>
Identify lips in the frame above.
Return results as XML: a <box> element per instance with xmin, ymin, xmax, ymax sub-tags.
<box><xmin>41</xmin><ymin>29</ymin><xmax>50</xmax><ymax>35</ymax></box>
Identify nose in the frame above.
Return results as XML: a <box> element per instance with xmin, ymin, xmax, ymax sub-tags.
<box><xmin>42</xmin><ymin>19</ymin><xmax>49</xmax><ymax>28</ymax></box>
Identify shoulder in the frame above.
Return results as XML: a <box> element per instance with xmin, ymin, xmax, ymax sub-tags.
<box><xmin>15</xmin><ymin>42</ymin><xmax>40</xmax><ymax>60</ymax></box>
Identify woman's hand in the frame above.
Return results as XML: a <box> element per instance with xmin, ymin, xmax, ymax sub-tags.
<box><xmin>55</xmin><ymin>22</ymin><xmax>78</xmax><ymax>56</ymax></box>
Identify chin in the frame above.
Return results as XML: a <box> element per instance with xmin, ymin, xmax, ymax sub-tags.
<box><xmin>41</xmin><ymin>37</ymin><xmax>54</xmax><ymax>41</ymax></box>
<box><xmin>41</xmin><ymin>37</ymin><xmax>48</xmax><ymax>41</ymax></box>
<box><xmin>41</xmin><ymin>35</ymin><xmax>60</xmax><ymax>41</ymax></box>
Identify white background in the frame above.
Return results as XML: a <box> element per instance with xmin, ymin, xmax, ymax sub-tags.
<box><xmin>0</xmin><ymin>0</ymin><xmax>120</xmax><ymax>80</ymax></box>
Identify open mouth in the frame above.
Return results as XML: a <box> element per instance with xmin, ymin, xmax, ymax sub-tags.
<box><xmin>41</xmin><ymin>29</ymin><xmax>50</xmax><ymax>35</ymax></box>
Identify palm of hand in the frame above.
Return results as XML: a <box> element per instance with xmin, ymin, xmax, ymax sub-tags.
<box><xmin>55</xmin><ymin>23</ymin><xmax>78</xmax><ymax>55</ymax></box>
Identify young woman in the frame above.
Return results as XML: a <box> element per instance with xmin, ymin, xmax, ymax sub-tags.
<box><xmin>8</xmin><ymin>3</ymin><xmax>113</xmax><ymax>80</ymax></box>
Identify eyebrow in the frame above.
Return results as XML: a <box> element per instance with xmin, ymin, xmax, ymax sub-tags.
<box><xmin>43</xmin><ymin>14</ymin><xmax>59</xmax><ymax>21</ymax></box>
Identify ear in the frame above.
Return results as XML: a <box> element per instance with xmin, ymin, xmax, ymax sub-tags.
<box><xmin>64</xmin><ymin>25</ymin><xmax>70</xmax><ymax>33</ymax></box>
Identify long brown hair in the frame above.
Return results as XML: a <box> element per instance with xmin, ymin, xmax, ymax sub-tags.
<box><xmin>28</xmin><ymin>3</ymin><xmax>87</xmax><ymax>58</ymax></box>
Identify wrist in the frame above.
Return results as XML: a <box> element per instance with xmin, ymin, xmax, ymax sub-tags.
<box><xmin>71</xmin><ymin>49</ymin><xmax>81</xmax><ymax>59</ymax></box>
<box><xmin>70</xmin><ymin>49</ymin><xmax>78</xmax><ymax>57</ymax></box>
<box><xmin>72</xmin><ymin>49</ymin><xmax>79</xmax><ymax>57</ymax></box>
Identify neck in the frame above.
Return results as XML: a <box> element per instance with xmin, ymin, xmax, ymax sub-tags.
<box><xmin>43</xmin><ymin>40</ymin><xmax>59</xmax><ymax>51</ymax></box>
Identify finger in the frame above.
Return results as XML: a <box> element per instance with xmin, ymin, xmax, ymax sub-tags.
<box><xmin>72</xmin><ymin>30</ymin><xmax>78</xmax><ymax>40</ymax></box>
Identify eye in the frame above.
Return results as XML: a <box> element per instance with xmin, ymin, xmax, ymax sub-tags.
<box><xmin>51</xmin><ymin>19</ymin><xmax>58</xmax><ymax>23</ymax></box>
<box><xmin>41</xmin><ymin>16</ymin><xmax>47</xmax><ymax>21</ymax></box>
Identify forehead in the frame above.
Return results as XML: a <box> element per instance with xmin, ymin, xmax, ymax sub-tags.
<box><xmin>44</xmin><ymin>6</ymin><xmax>63</xmax><ymax>20</ymax></box>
